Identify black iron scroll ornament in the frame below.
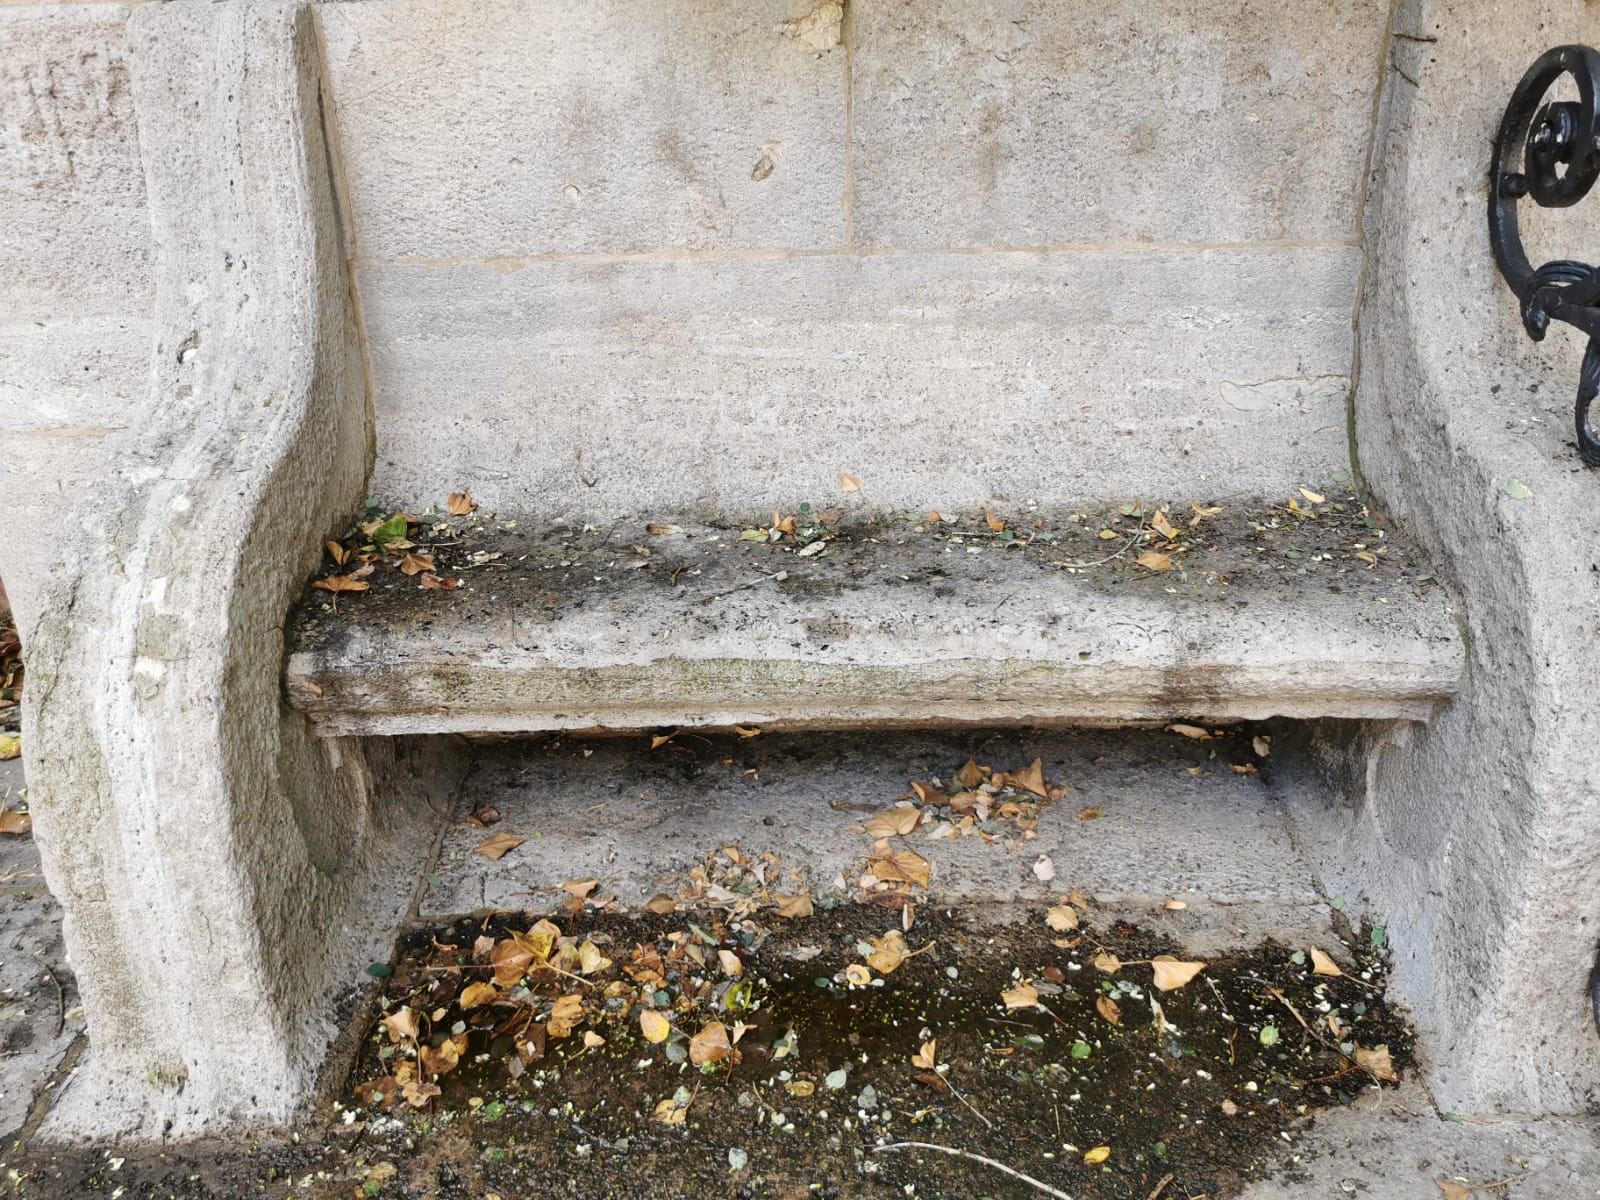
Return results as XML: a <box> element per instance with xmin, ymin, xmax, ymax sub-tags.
<box><xmin>1490</xmin><ymin>44</ymin><xmax>1600</xmax><ymax>466</ymax></box>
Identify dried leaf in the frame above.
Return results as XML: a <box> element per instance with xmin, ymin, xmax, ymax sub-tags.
<box><xmin>1135</xmin><ymin>550</ymin><xmax>1172</xmax><ymax>572</ymax></box>
<box><xmin>1150</xmin><ymin>956</ymin><xmax>1206</xmax><ymax>991</ymax></box>
<box><xmin>912</xmin><ymin>1039</ymin><xmax>937</xmax><ymax>1069</ymax></box>
<box><xmin>402</xmin><ymin>1080</ymin><xmax>440</xmax><ymax>1108</ymax></box>
<box><xmin>1033</xmin><ymin>856</ymin><xmax>1056</xmax><ymax>882</ymax></box>
<box><xmin>865</xmin><ymin>930</ymin><xmax>908</xmax><ymax>974</ymax></box>
<box><xmin>718</xmin><ymin>949</ymin><xmax>744</xmax><ymax>978</ymax></box>
<box><xmin>644</xmin><ymin>894</ymin><xmax>679</xmax><ymax>915</ymax></box>
<box><xmin>399</xmin><ymin>552</ymin><xmax>436</xmax><ymax>576</ymax></box>
<box><xmin>382</xmin><ymin>1007</ymin><xmax>419</xmax><ymax>1043</ymax></box>
<box><xmin>491</xmin><ymin>939</ymin><xmax>535</xmax><ymax>987</ymax></box>
<box><xmin>1299</xmin><ymin>487</ymin><xmax>1326</xmax><ymax>504</ymax></box>
<box><xmin>1163</xmin><ymin>898</ymin><xmax>1188</xmax><ymax>911</ymax></box>
<box><xmin>1096</xmin><ymin>995</ymin><xmax>1122</xmax><ymax>1025</ymax></box>
<box><xmin>646</xmin><ymin>523</ymin><xmax>683</xmax><ymax>536</ymax></box>
<box><xmin>865</xmin><ymin>807</ymin><xmax>921</xmax><ymax>838</ymax></box>
<box><xmin>844</xmin><ymin>963</ymin><xmax>873</xmax><ymax>987</ymax></box>
<box><xmin>459</xmin><ymin>983</ymin><xmax>500</xmax><ymax>1011</ymax></box>
<box><xmin>773</xmin><ymin>892</ymin><xmax>814</xmax><ymax>919</ymax></box>
<box><xmin>1083</xmin><ymin>1145</ymin><xmax>1110</xmax><ymax>1165</ymax></box>
<box><xmin>475</xmin><ymin>832</ymin><xmax>524</xmax><ymax>861</ymax></box>
<box><xmin>1253</xmin><ymin>735</ymin><xmax>1271</xmax><ymax>757</ymax></box>
<box><xmin>420</xmin><ymin>1035</ymin><xmax>465</xmax><ymax>1078</ymax></box>
<box><xmin>418</xmin><ymin>573</ymin><xmax>459</xmax><ymax>590</ymax></box>
<box><xmin>447</xmin><ymin>491</ymin><xmax>477</xmax><ymax>516</ymax></box>
<box><xmin>956</xmin><ymin>758</ymin><xmax>987</xmax><ymax>789</ymax></box>
<box><xmin>577</xmin><ymin>940</ymin><xmax>612</xmax><ymax>975</ymax></box>
<box><xmin>313</xmin><ymin>573</ymin><xmax>370</xmax><ymax>595</ymax></box>
<box><xmin>1355</xmin><ymin>1043</ymin><xmax>1398</xmax><ymax>1082</ymax></box>
<box><xmin>1001</xmin><ymin>982</ymin><xmax>1040</xmax><ymax>1010</ymax></box>
<box><xmin>1092</xmin><ymin>952</ymin><xmax>1122</xmax><ymax>975</ymax></box>
<box><xmin>653</xmin><ymin>1094</ymin><xmax>689</xmax><ymax>1124</ymax></box>
<box><xmin>1046</xmin><ymin>906</ymin><xmax>1079</xmax><ymax>932</ymax></box>
<box><xmin>689</xmin><ymin>1021</ymin><xmax>732</xmax><ymax>1065</ymax></box>
<box><xmin>640</xmin><ymin>1009</ymin><xmax>672</xmax><ymax>1044</ymax></box>
<box><xmin>1310</xmin><ymin>947</ymin><xmax>1343</xmax><ymax>978</ymax></box>
<box><xmin>560</xmin><ymin>879</ymin><xmax>598</xmax><ymax>899</ymax></box>
<box><xmin>734</xmin><ymin>725</ymin><xmax>762</xmax><ymax>738</ymax></box>
<box><xmin>839</xmin><ymin>474</ymin><xmax>862</xmax><ymax>493</ymax></box>
<box><xmin>870</xmin><ymin>850</ymin><xmax>930</xmax><ymax>888</ymax></box>
<box><xmin>1435</xmin><ymin>1182</ymin><xmax>1473</xmax><ymax>1200</ymax></box>
<box><xmin>1077</xmin><ymin>806</ymin><xmax>1102</xmax><ymax>820</ymax></box>
<box><xmin>1007</xmin><ymin>758</ymin><xmax>1049</xmax><ymax>799</ymax></box>
<box><xmin>325</xmin><ymin>539</ymin><xmax>350</xmax><ymax>566</ymax></box>
<box><xmin>1150</xmin><ymin>511</ymin><xmax>1177</xmax><ymax>540</ymax></box>
<box><xmin>1167</xmin><ymin>723</ymin><xmax>1211</xmax><ymax>740</ymax></box>
<box><xmin>582</xmin><ymin>1030</ymin><xmax>606</xmax><ymax>1049</ymax></box>
<box><xmin>0</xmin><ymin>808</ymin><xmax>30</xmax><ymax>836</ymax></box>
<box><xmin>546</xmin><ymin>993</ymin><xmax>584</xmax><ymax>1038</ymax></box>
<box><xmin>986</xmin><ymin>511</ymin><xmax>1006</xmax><ymax>532</ymax></box>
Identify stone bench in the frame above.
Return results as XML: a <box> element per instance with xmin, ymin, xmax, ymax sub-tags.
<box><xmin>1</xmin><ymin>0</ymin><xmax>1596</xmax><ymax>1135</ymax></box>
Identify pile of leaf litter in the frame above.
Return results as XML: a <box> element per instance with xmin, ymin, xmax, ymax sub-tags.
<box><xmin>338</xmin><ymin>898</ymin><xmax>1408</xmax><ymax>1200</ymax></box>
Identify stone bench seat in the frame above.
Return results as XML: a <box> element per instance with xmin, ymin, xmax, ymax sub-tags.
<box><xmin>285</xmin><ymin>508</ymin><xmax>1463</xmax><ymax>736</ymax></box>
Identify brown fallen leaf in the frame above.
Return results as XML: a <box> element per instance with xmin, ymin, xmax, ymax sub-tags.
<box><xmin>1355</xmin><ymin>1043</ymin><xmax>1398</xmax><ymax>1082</ymax></box>
<box><xmin>458</xmin><ymin>982</ymin><xmax>500</xmax><ymax>1011</ymax></box>
<box><xmin>986</xmin><ymin>511</ymin><xmax>1006</xmax><ymax>533</ymax></box>
<box><xmin>1092</xmin><ymin>952</ymin><xmax>1123</xmax><ymax>975</ymax></box>
<box><xmin>475</xmin><ymin>832</ymin><xmax>524</xmax><ymax>861</ymax></box>
<box><xmin>0</xmin><ymin>808</ymin><xmax>31</xmax><ymax>836</ymax></box>
<box><xmin>645</xmin><ymin>522</ymin><xmax>682</xmax><ymax>536</ymax></box>
<box><xmin>560</xmin><ymin>879</ymin><xmax>598</xmax><ymax>899</ymax></box>
<box><xmin>1167</xmin><ymin>723</ymin><xmax>1211</xmax><ymax>740</ymax></box>
<box><xmin>1135</xmin><ymin>550</ymin><xmax>1172</xmax><ymax>572</ymax></box>
<box><xmin>718</xmin><ymin>949</ymin><xmax>744</xmax><ymax>978</ymax></box>
<box><xmin>871</xmin><ymin>849</ymin><xmax>931</xmax><ymax>888</ymax></box>
<box><xmin>1150</xmin><ymin>510</ymin><xmax>1177</xmax><ymax>540</ymax></box>
<box><xmin>491</xmin><ymin>938</ymin><xmax>536</xmax><ymax>987</ymax></box>
<box><xmin>640</xmin><ymin>1009</ymin><xmax>672</xmax><ymax>1044</ymax></box>
<box><xmin>1005</xmin><ymin>758</ymin><xmax>1049</xmax><ymax>799</ymax></box>
<box><xmin>956</xmin><ymin>758</ymin><xmax>988</xmax><ymax>789</ymax></box>
<box><xmin>577</xmin><ymin>940</ymin><xmax>612</xmax><ymax>974</ymax></box>
<box><xmin>417</xmin><ymin>573</ymin><xmax>459</xmax><ymax>590</ymax></box>
<box><xmin>1001</xmin><ymin>981</ymin><xmax>1040</xmax><ymax>1010</ymax></box>
<box><xmin>839</xmin><ymin>474</ymin><xmax>862</xmax><ymax>493</ymax></box>
<box><xmin>420</xmin><ymin>1035</ymin><xmax>465</xmax><ymax>1078</ymax></box>
<box><xmin>381</xmin><ymin>1007</ymin><xmax>419</xmax><ymax>1043</ymax></box>
<box><xmin>546</xmin><ymin>993</ymin><xmax>584</xmax><ymax>1038</ymax></box>
<box><xmin>582</xmin><ymin>1030</ymin><xmax>606</xmax><ymax>1049</ymax></box>
<box><xmin>1253</xmin><ymin>735</ymin><xmax>1271</xmax><ymax>757</ymax></box>
<box><xmin>912</xmin><ymin>1039</ymin><xmax>937</xmax><ymax>1069</ymax></box>
<box><xmin>653</xmin><ymin>1094</ymin><xmax>689</xmax><ymax>1124</ymax></box>
<box><xmin>447</xmin><ymin>491</ymin><xmax>477</xmax><ymax>515</ymax></box>
<box><xmin>1150</xmin><ymin>956</ymin><xmax>1206</xmax><ymax>991</ymax></box>
<box><xmin>1046</xmin><ymin>905</ymin><xmax>1079</xmax><ymax>932</ymax></box>
<box><xmin>399</xmin><ymin>552</ymin><xmax>436</xmax><ymax>576</ymax></box>
<box><xmin>402</xmin><ymin>1080</ymin><xmax>441</xmax><ymax>1108</ymax></box>
<box><xmin>1299</xmin><ymin>487</ymin><xmax>1326</xmax><ymax>504</ymax></box>
<box><xmin>1077</xmin><ymin>806</ymin><xmax>1102</xmax><ymax>820</ymax></box>
<box><xmin>689</xmin><ymin>1021</ymin><xmax>732</xmax><ymax>1066</ymax></box>
<box><xmin>313</xmin><ymin>573</ymin><xmax>369</xmax><ymax>595</ymax></box>
<box><xmin>1163</xmin><ymin>899</ymin><xmax>1188</xmax><ymax>911</ymax></box>
<box><xmin>466</xmin><ymin>804</ymin><xmax>501</xmax><ymax>827</ymax></box>
<box><xmin>1229</xmin><ymin>763</ymin><xmax>1259</xmax><ymax>775</ymax></box>
<box><xmin>325</xmin><ymin>539</ymin><xmax>350</xmax><ymax>566</ymax></box>
<box><xmin>773</xmin><ymin>892</ymin><xmax>814</xmax><ymax>919</ymax></box>
<box><xmin>865</xmin><ymin>806</ymin><xmax>921</xmax><ymax>838</ymax></box>
<box><xmin>844</xmin><ymin>963</ymin><xmax>873</xmax><ymax>987</ymax></box>
<box><xmin>644</xmin><ymin>893</ymin><xmax>679</xmax><ymax>915</ymax></box>
<box><xmin>1310</xmin><ymin>947</ymin><xmax>1343</xmax><ymax>978</ymax></box>
<box><xmin>866</xmin><ymin>930</ymin><xmax>909</xmax><ymax>974</ymax></box>
<box><xmin>1096</xmin><ymin>995</ymin><xmax>1122</xmax><ymax>1025</ymax></box>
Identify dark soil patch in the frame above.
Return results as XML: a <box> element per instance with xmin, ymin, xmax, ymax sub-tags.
<box><xmin>0</xmin><ymin>907</ymin><xmax>1408</xmax><ymax>1200</ymax></box>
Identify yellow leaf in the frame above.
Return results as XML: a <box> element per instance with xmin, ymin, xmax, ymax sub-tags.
<box><xmin>1083</xmin><ymin>1145</ymin><xmax>1110</xmax><ymax>1165</ymax></box>
<box><xmin>1077</xmin><ymin>806</ymin><xmax>1102</xmax><ymax>821</ymax></box>
<box><xmin>1167</xmin><ymin>723</ymin><xmax>1211</xmax><ymax>740</ymax></box>
<box><xmin>1310</xmin><ymin>947</ymin><xmax>1343</xmax><ymax>978</ymax></box>
<box><xmin>718</xmin><ymin>949</ymin><xmax>744</xmax><ymax>978</ymax></box>
<box><xmin>1150</xmin><ymin>511</ymin><xmax>1177</xmax><ymax>540</ymax></box>
<box><xmin>1230</xmin><ymin>762</ymin><xmax>1259</xmax><ymax>774</ymax></box>
<box><xmin>1046</xmin><ymin>906</ymin><xmax>1079</xmax><ymax>932</ymax></box>
<box><xmin>582</xmin><ymin>1030</ymin><xmax>606</xmax><ymax>1049</ymax></box>
<box><xmin>0</xmin><ymin>735</ymin><xmax>19</xmax><ymax>763</ymax></box>
<box><xmin>0</xmin><ymin>808</ymin><xmax>30</xmax><ymax>836</ymax></box>
<box><xmin>1355</xmin><ymin>1043</ymin><xmax>1398</xmax><ymax>1082</ymax></box>
<box><xmin>1150</xmin><ymin>956</ymin><xmax>1206</xmax><ymax>991</ymax></box>
<box><xmin>866</xmin><ymin>930</ymin><xmax>908</xmax><ymax>974</ymax></box>
<box><xmin>773</xmin><ymin>892</ymin><xmax>813</xmax><ymax>919</ymax></box>
<box><xmin>1096</xmin><ymin>995</ymin><xmax>1122</xmax><ymax>1025</ymax></box>
<box><xmin>650</xmin><ymin>733</ymin><xmax>676</xmax><ymax>749</ymax></box>
<box><xmin>324</xmin><ymin>539</ymin><xmax>350</xmax><ymax>566</ymax></box>
<box><xmin>839</xmin><ymin>474</ymin><xmax>862</xmax><ymax>493</ymax></box>
<box><xmin>475</xmin><ymin>832</ymin><xmax>524</xmax><ymax>861</ymax></box>
<box><xmin>459</xmin><ymin>982</ymin><xmax>500</xmax><ymax>1011</ymax></box>
<box><xmin>1135</xmin><ymin>550</ymin><xmax>1172</xmax><ymax>572</ymax></box>
<box><xmin>734</xmin><ymin>725</ymin><xmax>762</xmax><ymax>738</ymax></box>
<box><xmin>639</xmin><ymin>1010</ymin><xmax>672</xmax><ymax>1044</ymax></box>
<box><xmin>1299</xmin><ymin>487</ymin><xmax>1326</xmax><ymax>504</ymax></box>
<box><xmin>986</xmin><ymin>511</ymin><xmax>1006</xmax><ymax>533</ymax></box>
<box><xmin>653</xmin><ymin>1095</ymin><xmax>689</xmax><ymax>1124</ymax></box>
<box><xmin>786</xmin><ymin>1079</ymin><xmax>815</xmax><ymax>1096</ymax></box>
<box><xmin>689</xmin><ymin>1021</ymin><xmax>732</xmax><ymax>1065</ymax></box>
<box><xmin>912</xmin><ymin>1039</ymin><xmax>937</xmax><ymax>1069</ymax></box>
<box><xmin>1001</xmin><ymin>982</ymin><xmax>1040</xmax><ymax>1010</ymax></box>
<box><xmin>844</xmin><ymin>963</ymin><xmax>873</xmax><ymax>987</ymax></box>
<box><xmin>865</xmin><ymin>807</ymin><xmax>921</xmax><ymax>837</ymax></box>
<box><xmin>1092</xmin><ymin>952</ymin><xmax>1122</xmax><ymax>975</ymax></box>
<box><xmin>1098</xmin><ymin>528</ymin><xmax>1119</xmax><ymax>540</ymax></box>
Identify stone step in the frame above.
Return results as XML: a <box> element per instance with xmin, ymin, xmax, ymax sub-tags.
<box><xmin>415</xmin><ymin>727</ymin><xmax>1337</xmax><ymax>956</ymax></box>
<box><xmin>285</xmin><ymin>505</ymin><xmax>1463</xmax><ymax>737</ymax></box>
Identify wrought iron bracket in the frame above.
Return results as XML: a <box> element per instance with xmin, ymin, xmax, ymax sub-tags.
<box><xmin>1490</xmin><ymin>44</ymin><xmax>1600</xmax><ymax>466</ymax></box>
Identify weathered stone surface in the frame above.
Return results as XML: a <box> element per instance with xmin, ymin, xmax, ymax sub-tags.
<box><xmin>422</xmin><ymin>729</ymin><xmax>1334</xmax><ymax>956</ymax></box>
<box><xmin>318</xmin><ymin>0</ymin><xmax>848</xmax><ymax>258</ymax></box>
<box><xmin>359</xmin><ymin>247</ymin><xmax>1359</xmax><ymax>516</ymax></box>
<box><xmin>0</xmin><ymin>3</ymin><xmax>152</xmax><ymax>640</ymax></box>
<box><xmin>1300</xmin><ymin>0</ymin><xmax>1600</xmax><ymax>1116</ymax></box>
<box><xmin>285</xmin><ymin>516</ymin><xmax>1463</xmax><ymax>736</ymax></box>
<box><xmin>20</xmin><ymin>0</ymin><xmax>443</xmax><ymax>1138</ymax></box>
<box><xmin>850</xmin><ymin>0</ymin><xmax>1389</xmax><ymax>248</ymax></box>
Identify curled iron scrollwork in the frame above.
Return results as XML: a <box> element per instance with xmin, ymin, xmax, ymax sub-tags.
<box><xmin>1490</xmin><ymin>44</ymin><xmax>1600</xmax><ymax>466</ymax></box>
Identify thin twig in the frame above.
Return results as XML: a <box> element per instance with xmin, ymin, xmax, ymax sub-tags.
<box><xmin>1146</xmin><ymin>1174</ymin><xmax>1175</xmax><ymax>1200</ymax></box>
<box><xmin>940</xmin><ymin>1071</ymin><xmax>994</xmax><ymax>1130</ymax></box>
<box><xmin>1056</xmin><ymin>514</ymin><xmax>1149</xmax><ymax>570</ymax></box>
<box><xmin>1434</xmin><ymin>1171</ymin><xmax>1533</xmax><ymax>1195</ymax></box>
<box><xmin>872</xmin><ymin>1142</ymin><xmax>1072</xmax><ymax>1199</ymax></box>
<box><xmin>39</xmin><ymin>960</ymin><xmax>64</xmax><ymax>1039</ymax></box>
<box><xmin>697</xmin><ymin>572</ymin><xmax>784</xmax><ymax>606</ymax></box>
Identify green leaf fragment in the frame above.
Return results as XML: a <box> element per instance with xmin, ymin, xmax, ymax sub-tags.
<box><xmin>1505</xmin><ymin>479</ymin><xmax>1533</xmax><ymax>499</ymax></box>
